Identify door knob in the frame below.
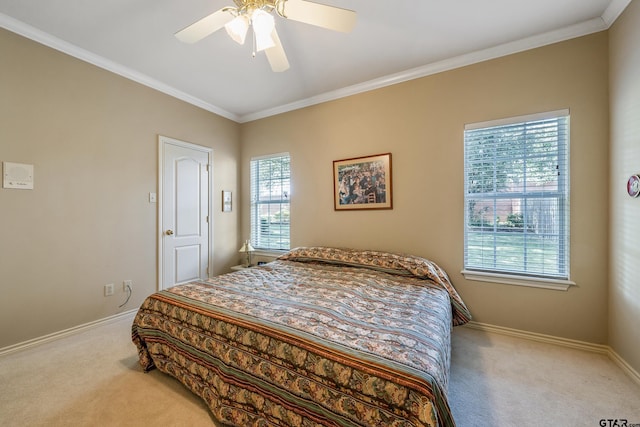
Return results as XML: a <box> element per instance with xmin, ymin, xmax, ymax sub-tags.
<box><xmin>165</xmin><ymin>229</ymin><xmax>174</xmax><ymax>236</ymax></box>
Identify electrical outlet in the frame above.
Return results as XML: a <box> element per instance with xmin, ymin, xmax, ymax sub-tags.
<box><xmin>104</xmin><ymin>283</ymin><xmax>114</xmax><ymax>296</ymax></box>
<box><xmin>123</xmin><ymin>280</ymin><xmax>133</xmax><ymax>291</ymax></box>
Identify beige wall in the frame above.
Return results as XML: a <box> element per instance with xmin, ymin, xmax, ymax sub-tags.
<box><xmin>0</xmin><ymin>29</ymin><xmax>240</xmax><ymax>348</ymax></box>
<box><xmin>242</xmin><ymin>32</ymin><xmax>610</xmax><ymax>345</ymax></box>
<box><xmin>609</xmin><ymin>0</ymin><xmax>640</xmax><ymax>373</ymax></box>
<box><xmin>3</xmin><ymin>19</ymin><xmax>630</xmax><ymax>369</ymax></box>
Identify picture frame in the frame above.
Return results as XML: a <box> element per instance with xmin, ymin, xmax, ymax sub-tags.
<box><xmin>222</xmin><ymin>190</ymin><xmax>232</xmax><ymax>212</ymax></box>
<box><xmin>333</xmin><ymin>153</ymin><xmax>392</xmax><ymax>210</ymax></box>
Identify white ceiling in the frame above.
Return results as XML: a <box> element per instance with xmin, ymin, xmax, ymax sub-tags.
<box><xmin>0</xmin><ymin>0</ymin><xmax>630</xmax><ymax>123</ymax></box>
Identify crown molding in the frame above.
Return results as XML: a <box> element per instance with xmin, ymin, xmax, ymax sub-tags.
<box><xmin>0</xmin><ymin>13</ymin><xmax>240</xmax><ymax>123</ymax></box>
<box><xmin>601</xmin><ymin>0</ymin><xmax>633</xmax><ymax>26</ymax></box>
<box><xmin>239</xmin><ymin>16</ymin><xmax>608</xmax><ymax>122</ymax></box>
<box><xmin>3</xmin><ymin>2</ymin><xmax>630</xmax><ymax>125</ymax></box>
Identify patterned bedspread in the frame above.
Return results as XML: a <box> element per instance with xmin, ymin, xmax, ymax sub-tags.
<box><xmin>132</xmin><ymin>247</ymin><xmax>471</xmax><ymax>427</ymax></box>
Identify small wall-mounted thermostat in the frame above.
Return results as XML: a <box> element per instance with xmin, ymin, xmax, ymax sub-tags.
<box><xmin>627</xmin><ymin>174</ymin><xmax>640</xmax><ymax>198</ymax></box>
<box><xmin>3</xmin><ymin>162</ymin><xmax>34</xmax><ymax>190</ymax></box>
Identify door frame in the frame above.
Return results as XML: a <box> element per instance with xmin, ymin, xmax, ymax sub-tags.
<box><xmin>157</xmin><ymin>135</ymin><xmax>213</xmax><ymax>290</ymax></box>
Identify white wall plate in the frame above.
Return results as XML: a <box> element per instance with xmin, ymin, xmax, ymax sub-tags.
<box><xmin>3</xmin><ymin>162</ymin><xmax>34</xmax><ymax>189</ymax></box>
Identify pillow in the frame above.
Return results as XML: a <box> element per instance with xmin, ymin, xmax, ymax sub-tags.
<box><xmin>278</xmin><ymin>247</ymin><xmax>471</xmax><ymax>325</ymax></box>
<box><xmin>281</xmin><ymin>246</ymin><xmax>433</xmax><ymax>278</ymax></box>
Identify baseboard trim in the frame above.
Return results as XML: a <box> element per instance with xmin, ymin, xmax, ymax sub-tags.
<box><xmin>464</xmin><ymin>321</ymin><xmax>609</xmax><ymax>354</ymax></box>
<box><xmin>608</xmin><ymin>347</ymin><xmax>640</xmax><ymax>387</ymax></box>
<box><xmin>464</xmin><ymin>321</ymin><xmax>640</xmax><ymax>387</ymax></box>
<box><xmin>0</xmin><ymin>309</ymin><xmax>138</xmax><ymax>357</ymax></box>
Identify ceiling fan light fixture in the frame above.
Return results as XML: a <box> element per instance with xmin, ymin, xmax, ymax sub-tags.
<box><xmin>251</xmin><ymin>9</ymin><xmax>276</xmax><ymax>51</ymax></box>
<box><xmin>225</xmin><ymin>14</ymin><xmax>249</xmax><ymax>45</ymax></box>
<box><xmin>176</xmin><ymin>0</ymin><xmax>356</xmax><ymax>72</ymax></box>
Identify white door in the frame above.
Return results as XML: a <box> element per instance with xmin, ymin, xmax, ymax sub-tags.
<box><xmin>159</xmin><ymin>136</ymin><xmax>211</xmax><ymax>289</ymax></box>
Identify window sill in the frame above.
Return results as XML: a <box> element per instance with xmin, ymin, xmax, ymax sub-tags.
<box><xmin>461</xmin><ymin>270</ymin><xmax>576</xmax><ymax>291</ymax></box>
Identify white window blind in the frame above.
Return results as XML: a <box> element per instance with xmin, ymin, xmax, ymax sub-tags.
<box><xmin>250</xmin><ymin>153</ymin><xmax>290</xmax><ymax>251</ymax></box>
<box><xmin>463</xmin><ymin>110</ymin><xmax>570</xmax><ymax>280</ymax></box>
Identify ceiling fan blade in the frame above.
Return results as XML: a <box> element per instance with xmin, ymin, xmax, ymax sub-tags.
<box><xmin>175</xmin><ymin>8</ymin><xmax>235</xmax><ymax>43</ymax></box>
<box><xmin>282</xmin><ymin>0</ymin><xmax>356</xmax><ymax>33</ymax></box>
<box><xmin>265</xmin><ymin>29</ymin><xmax>290</xmax><ymax>72</ymax></box>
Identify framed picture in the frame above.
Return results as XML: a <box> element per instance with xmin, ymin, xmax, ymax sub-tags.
<box><xmin>222</xmin><ymin>190</ymin><xmax>232</xmax><ymax>212</ymax></box>
<box><xmin>333</xmin><ymin>153</ymin><xmax>392</xmax><ymax>210</ymax></box>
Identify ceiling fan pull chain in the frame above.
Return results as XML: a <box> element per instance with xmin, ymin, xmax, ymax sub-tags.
<box><xmin>251</xmin><ymin>26</ymin><xmax>257</xmax><ymax>57</ymax></box>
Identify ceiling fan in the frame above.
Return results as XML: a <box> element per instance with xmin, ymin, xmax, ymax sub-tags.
<box><xmin>175</xmin><ymin>0</ymin><xmax>357</xmax><ymax>72</ymax></box>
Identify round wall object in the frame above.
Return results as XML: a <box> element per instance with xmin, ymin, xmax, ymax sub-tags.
<box><xmin>628</xmin><ymin>174</ymin><xmax>640</xmax><ymax>198</ymax></box>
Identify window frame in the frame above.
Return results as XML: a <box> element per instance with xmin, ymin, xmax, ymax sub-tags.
<box><xmin>461</xmin><ymin>110</ymin><xmax>575</xmax><ymax>291</ymax></box>
<box><xmin>249</xmin><ymin>152</ymin><xmax>291</xmax><ymax>252</ymax></box>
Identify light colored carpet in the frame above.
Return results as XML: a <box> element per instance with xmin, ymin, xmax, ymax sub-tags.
<box><xmin>1</xmin><ymin>314</ymin><xmax>639</xmax><ymax>426</ymax></box>
<box><xmin>449</xmin><ymin>327</ymin><xmax>640</xmax><ymax>426</ymax></box>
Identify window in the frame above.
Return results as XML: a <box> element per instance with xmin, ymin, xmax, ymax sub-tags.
<box><xmin>250</xmin><ymin>153</ymin><xmax>290</xmax><ymax>251</ymax></box>
<box><xmin>463</xmin><ymin>110</ymin><xmax>571</xmax><ymax>289</ymax></box>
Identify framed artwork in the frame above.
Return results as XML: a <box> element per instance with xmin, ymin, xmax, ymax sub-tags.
<box><xmin>333</xmin><ymin>153</ymin><xmax>392</xmax><ymax>210</ymax></box>
<box><xmin>222</xmin><ymin>190</ymin><xmax>232</xmax><ymax>212</ymax></box>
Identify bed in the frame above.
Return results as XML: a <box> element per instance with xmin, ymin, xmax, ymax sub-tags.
<box><xmin>132</xmin><ymin>247</ymin><xmax>471</xmax><ymax>427</ymax></box>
